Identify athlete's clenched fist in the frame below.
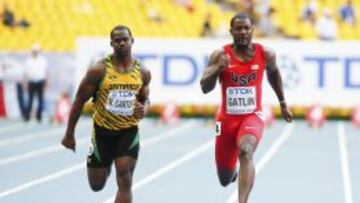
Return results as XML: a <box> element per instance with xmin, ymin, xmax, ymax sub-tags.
<box><xmin>217</xmin><ymin>54</ymin><xmax>230</xmax><ymax>72</ymax></box>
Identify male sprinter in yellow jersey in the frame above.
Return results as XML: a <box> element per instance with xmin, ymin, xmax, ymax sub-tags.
<box><xmin>61</xmin><ymin>25</ymin><xmax>151</xmax><ymax>203</ymax></box>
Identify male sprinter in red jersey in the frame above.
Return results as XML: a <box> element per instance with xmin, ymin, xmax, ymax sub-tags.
<box><xmin>200</xmin><ymin>13</ymin><xmax>293</xmax><ymax>203</ymax></box>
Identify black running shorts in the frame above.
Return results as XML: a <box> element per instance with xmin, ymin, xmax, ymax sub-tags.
<box><xmin>87</xmin><ymin>123</ymin><xmax>140</xmax><ymax>168</ymax></box>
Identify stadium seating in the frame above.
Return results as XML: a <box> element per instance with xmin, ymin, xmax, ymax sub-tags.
<box><xmin>270</xmin><ymin>0</ymin><xmax>360</xmax><ymax>39</ymax></box>
<box><xmin>1</xmin><ymin>0</ymin><xmax>360</xmax><ymax>52</ymax></box>
<box><xmin>0</xmin><ymin>0</ymin><xmax>234</xmax><ymax>51</ymax></box>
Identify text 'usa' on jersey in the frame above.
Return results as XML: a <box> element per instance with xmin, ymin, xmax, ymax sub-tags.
<box><xmin>219</xmin><ymin>43</ymin><xmax>266</xmax><ymax>116</ymax></box>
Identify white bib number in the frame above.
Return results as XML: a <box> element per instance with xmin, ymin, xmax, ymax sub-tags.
<box><xmin>105</xmin><ymin>90</ymin><xmax>136</xmax><ymax>116</ymax></box>
<box><xmin>226</xmin><ymin>86</ymin><xmax>256</xmax><ymax>115</ymax></box>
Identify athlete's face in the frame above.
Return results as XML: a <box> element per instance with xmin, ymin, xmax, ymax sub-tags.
<box><xmin>230</xmin><ymin>18</ymin><xmax>254</xmax><ymax>47</ymax></box>
<box><xmin>110</xmin><ymin>29</ymin><xmax>133</xmax><ymax>56</ymax></box>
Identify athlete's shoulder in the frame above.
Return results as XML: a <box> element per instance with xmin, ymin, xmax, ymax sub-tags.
<box><xmin>210</xmin><ymin>48</ymin><xmax>227</xmax><ymax>59</ymax></box>
<box><xmin>133</xmin><ymin>58</ymin><xmax>142</xmax><ymax>68</ymax></box>
<box><xmin>214</xmin><ymin>48</ymin><xmax>226</xmax><ymax>54</ymax></box>
<box><xmin>262</xmin><ymin>46</ymin><xmax>276</xmax><ymax>62</ymax></box>
<box><xmin>207</xmin><ymin>48</ymin><xmax>227</xmax><ymax>67</ymax></box>
<box><xmin>134</xmin><ymin>58</ymin><xmax>148</xmax><ymax>73</ymax></box>
<box><xmin>222</xmin><ymin>43</ymin><xmax>232</xmax><ymax>50</ymax></box>
<box><xmin>91</xmin><ymin>59</ymin><xmax>106</xmax><ymax>72</ymax></box>
<box><xmin>86</xmin><ymin>58</ymin><xmax>106</xmax><ymax>83</ymax></box>
<box><xmin>92</xmin><ymin>54</ymin><xmax>111</xmax><ymax>67</ymax></box>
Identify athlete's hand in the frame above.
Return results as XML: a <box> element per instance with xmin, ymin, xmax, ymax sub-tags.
<box><xmin>280</xmin><ymin>102</ymin><xmax>293</xmax><ymax>123</ymax></box>
<box><xmin>133</xmin><ymin>101</ymin><xmax>146</xmax><ymax>119</ymax></box>
<box><xmin>217</xmin><ymin>54</ymin><xmax>230</xmax><ymax>72</ymax></box>
<box><xmin>61</xmin><ymin>131</ymin><xmax>76</xmax><ymax>152</ymax></box>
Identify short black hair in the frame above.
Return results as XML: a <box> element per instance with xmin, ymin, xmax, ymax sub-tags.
<box><xmin>110</xmin><ymin>25</ymin><xmax>132</xmax><ymax>38</ymax></box>
<box><xmin>230</xmin><ymin>13</ymin><xmax>253</xmax><ymax>27</ymax></box>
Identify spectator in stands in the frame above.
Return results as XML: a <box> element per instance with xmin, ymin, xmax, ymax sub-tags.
<box><xmin>257</xmin><ymin>7</ymin><xmax>282</xmax><ymax>37</ymax></box>
<box><xmin>147</xmin><ymin>6</ymin><xmax>164</xmax><ymax>23</ymax></box>
<box><xmin>301</xmin><ymin>0</ymin><xmax>317</xmax><ymax>24</ymax></box>
<box><xmin>1</xmin><ymin>4</ymin><xmax>30</xmax><ymax>28</ymax></box>
<box><xmin>140</xmin><ymin>0</ymin><xmax>165</xmax><ymax>23</ymax></box>
<box><xmin>24</xmin><ymin>44</ymin><xmax>48</xmax><ymax>122</ymax></box>
<box><xmin>215</xmin><ymin>20</ymin><xmax>229</xmax><ymax>38</ymax></box>
<box><xmin>339</xmin><ymin>0</ymin><xmax>356</xmax><ymax>25</ymax></box>
<box><xmin>174</xmin><ymin>0</ymin><xmax>194</xmax><ymax>13</ymax></box>
<box><xmin>211</xmin><ymin>0</ymin><xmax>233</xmax><ymax>11</ymax></box>
<box><xmin>200</xmin><ymin>13</ymin><xmax>214</xmax><ymax>37</ymax></box>
<box><xmin>238</xmin><ymin>0</ymin><xmax>260</xmax><ymax>25</ymax></box>
<box><xmin>316</xmin><ymin>9</ymin><xmax>338</xmax><ymax>41</ymax></box>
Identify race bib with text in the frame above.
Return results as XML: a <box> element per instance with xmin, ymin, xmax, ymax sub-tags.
<box><xmin>105</xmin><ymin>90</ymin><xmax>136</xmax><ymax>116</ymax></box>
<box><xmin>226</xmin><ymin>86</ymin><xmax>256</xmax><ymax>115</ymax></box>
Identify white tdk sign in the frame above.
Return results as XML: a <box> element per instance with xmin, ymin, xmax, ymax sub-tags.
<box><xmin>226</xmin><ymin>86</ymin><xmax>256</xmax><ymax>115</ymax></box>
<box><xmin>106</xmin><ymin>90</ymin><xmax>136</xmax><ymax>116</ymax></box>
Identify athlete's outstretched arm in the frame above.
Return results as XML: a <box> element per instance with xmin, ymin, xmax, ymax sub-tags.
<box><xmin>134</xmin><ymin>67</ymin><xmax>151</xmax><ymax>119</ymax></box>
<box><xmin>200</xmin><ymin>49</ymin><xmax>229</xmax><ymax>94</ymax></box>
<box><xmin>61</xmin><ymin>64</ymin><xmax>105</xmax><ymax>152</ymax></box>
<box><xmin>264</xmin><ymin>47</ymin><xmax>293</xmax><ymax>122</ymax></box>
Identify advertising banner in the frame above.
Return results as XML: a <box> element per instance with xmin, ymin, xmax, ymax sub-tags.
<box><xmin>76</xmin><ymin>38</ymin><xmax>360</xmax><ymax>108</ymax></box>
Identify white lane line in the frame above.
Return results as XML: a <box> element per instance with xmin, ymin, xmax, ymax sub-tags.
<box><xmin>0</xmin><ymin>120</ymin><xmax>90</xmax><ymax>147</ymax></box>
<box><xmin>0</xmin><ymin>120</ymin><xmax>197</xmax><ymax>167</ymax></box>
<box><xmin>102</xmin><ymin>138</ymin><xmax>214</xmax><ymax>203</ymax></box>
<box><xmin>0</xmin><ymin>118</ymin><xmax>154</xmax><ymax>147</ymax></box>
<box><xmin>337</xmin><ymin>122</ymin><xmax>353</xmax><ymax>203</ymax></box>
<box><xmin>226</xmin><ymin>123</ymin><xmax>296</xmax><ymax>203</ymax></box>
<box><xmin>0</xmin><ymin>120</ymin><xmax>196</xmax><ymax>199</ymax></box>
<box><xmin>0</xmin><ymin>163</ymin><xmax>84</xmax><ymax>198</ymax></box>
<box><xmin>0</xmin><ymin>138</ymin><xmax>89</xmax><ymax>166</ymax></box>
<box><xmin>141</xmin><ymin>120</ymin><xmax>197</xmax><ymax>147</ymax></box>
<box><xmin>0</xmin><ymin>122</ymin><xmax>30</xmax><ymax>135</ymax></box>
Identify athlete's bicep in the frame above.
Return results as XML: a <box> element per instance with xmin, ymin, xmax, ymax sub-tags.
<box><xmin>206</xmin><ymin>49</ymin><xmax>223</xmax><ymax>70</ymax></box>
<box><xmin>202</xmin><ymin>50</ymin><xmax>224</xmax><ymax>79</ymax></box>
<box><xmin>200</xmin><ymin>49</ymin><xmax>224</xmax><ymax>93</ymax></box>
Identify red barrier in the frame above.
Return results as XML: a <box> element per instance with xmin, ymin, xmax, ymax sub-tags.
<box><xmin>0</xmin><ymin>82</ymin><xmax>6</xmax><ymax>118</ymax></box>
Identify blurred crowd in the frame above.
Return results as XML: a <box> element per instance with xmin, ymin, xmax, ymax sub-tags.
<box><xmin>1</xmin><ymin>0</ymin><xmax>358</xmax><ymax>52</ymax></box>
<box><xmin>0</xmin><ymin>3</ymin><xmax>29</xmax><ymax>29</ymax></box>
<box><xmin>199</xmin><ymin>0</ymin><xmax>357</xmax><ymax>41</ymax></box>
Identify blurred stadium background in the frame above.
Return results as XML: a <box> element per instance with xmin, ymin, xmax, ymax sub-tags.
<box><xmin>0</xmin><ymin>0</ymin><xmax>360</xmax><ymax>118</ymax></box>
<box><xmin>1</xmin><ymin>0</ymin><xmax>360</xmax><ymax>121</ymax></box>
<box><xmin>1</xmin><ymin>1</ymin><xmax>360</xmax><ymax>203</ymax></box>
